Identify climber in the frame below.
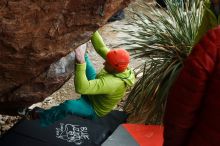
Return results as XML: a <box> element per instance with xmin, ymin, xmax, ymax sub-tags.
<box><xmin>29</xmin><ymin>31</ymin><xmax>135</xmax><ymax>127</ymax></box>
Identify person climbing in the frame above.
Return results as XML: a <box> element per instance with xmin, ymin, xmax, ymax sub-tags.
<box><xmin>30</xmin><ymin>31</ymin><xmax>135</xmax><ymax>127</ymax></box>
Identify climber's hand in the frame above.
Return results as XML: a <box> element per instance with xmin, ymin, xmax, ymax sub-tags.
<box><xmin>75</xmin><ymin>44</ymin><xmax>86</xmax><ymax>64</ymax></box>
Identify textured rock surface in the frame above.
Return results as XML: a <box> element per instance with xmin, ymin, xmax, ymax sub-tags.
<box><xmin>0</xmin><ymin>0</ymin><xmax>132</xmax><ymax>114</ymax></box>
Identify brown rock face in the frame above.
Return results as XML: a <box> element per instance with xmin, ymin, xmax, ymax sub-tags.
<box><xmin>0</xmin><ymin>0</ymin><xmax>132</xmax><ymax>114</ymax></box>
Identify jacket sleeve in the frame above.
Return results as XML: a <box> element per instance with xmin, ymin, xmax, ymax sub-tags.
<box><xmin>163</xmin><ymin>28</ymin><xmax>219</xmax><ymax>146</ymax></box>
<box><xmin>91</xmin><ymin>31</ymin><xmax>110</xmax><ymax>59</ymax></box>
<box><xmin>74</xmin><ymin>63</ymin><xmax>116</xmax><ymax>95</ymax></box>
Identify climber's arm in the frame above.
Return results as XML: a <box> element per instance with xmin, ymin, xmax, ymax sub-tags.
<box><xmin>91</xmin><ymin>31</ymin><xmax>110</xmax><ymax>59</ymax></box>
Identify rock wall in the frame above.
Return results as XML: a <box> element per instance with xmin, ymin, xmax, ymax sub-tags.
<box><xmin>0</xmin><ymin>0</ymin><xmax>133</xmax><ymax>114</ymax></box>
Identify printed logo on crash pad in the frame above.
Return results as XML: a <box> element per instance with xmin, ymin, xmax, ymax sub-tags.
<box><xmin>56</xmin><ymin>123</ymin><xmax>90</xmax><ymax>145</ymax></box>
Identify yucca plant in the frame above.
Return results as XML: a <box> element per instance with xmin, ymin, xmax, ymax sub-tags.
<box><xmin>120</xmin><ymin>0</ymin><xmax>204</xmax><ymax>124</ymax></box>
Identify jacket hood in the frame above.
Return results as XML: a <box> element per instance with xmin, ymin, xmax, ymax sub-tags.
<box><xmin>98</xmin><ymin>67</ymin><xmax>136</xmax><ymax>87</ymax></box>
<box><xmin>114</xmin><ymin>68</ymin><xmax>136</xmax><ymax>87</ymax></box>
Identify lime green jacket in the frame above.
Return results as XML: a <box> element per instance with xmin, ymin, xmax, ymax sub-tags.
<box><xmin>195</xmin><ymin>0</ymin><xmax>220</xmax><ymax>44</ymax></box>
<box><xmin>74</xmin><ymin>31</ymin><xmax>135</xmax><ymax>117</ymax></box>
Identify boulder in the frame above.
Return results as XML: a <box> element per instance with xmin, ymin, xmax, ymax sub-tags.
<box><xmin>0</xmin><ymin>0</ymin><xmax>132</xmax><ymax>114</ymax></box>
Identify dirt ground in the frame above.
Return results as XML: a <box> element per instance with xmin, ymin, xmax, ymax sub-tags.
<box><xmin>0</xmin><ymin>0</ymin><xmax>156</xmax><ymax>136</ymax></box>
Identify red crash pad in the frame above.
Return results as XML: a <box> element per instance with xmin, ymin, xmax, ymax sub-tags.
<box><xmin>123</xmin><ymin>124</ymin><xmax>164</xmax><ymax>146</ymax></box>
<box><xmin>102</xmin><ymin>124</ymin><xmax>164</xmax><ymax>146</ymax></box>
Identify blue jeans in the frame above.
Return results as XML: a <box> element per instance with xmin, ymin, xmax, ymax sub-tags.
<box><xmin>39</xmin><ymin>54</ymin><xmax>97</xmax><ymax>127</ymax></box>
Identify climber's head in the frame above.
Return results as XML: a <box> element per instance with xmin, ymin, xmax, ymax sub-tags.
<box><xmin>104</xmin><ymin>48</ymin><xmax>130</xmax><ymax>73</ymax></box>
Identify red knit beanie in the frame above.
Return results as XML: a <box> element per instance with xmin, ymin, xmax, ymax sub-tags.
<box><xmin>106</xmin><ymin>48</ymin><xmax>130</xmax><ymax>73</ymax></box>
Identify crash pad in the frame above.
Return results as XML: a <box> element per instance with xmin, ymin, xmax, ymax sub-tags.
<box><xmin>102</xmin><ymin>124</ymin><xmax>164</xmax><ymax>146</ymax></box>
<box><xmin>0</xmin><ymin>110</ymin><xmax>127</xmax><ymax>146</ymax></box>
